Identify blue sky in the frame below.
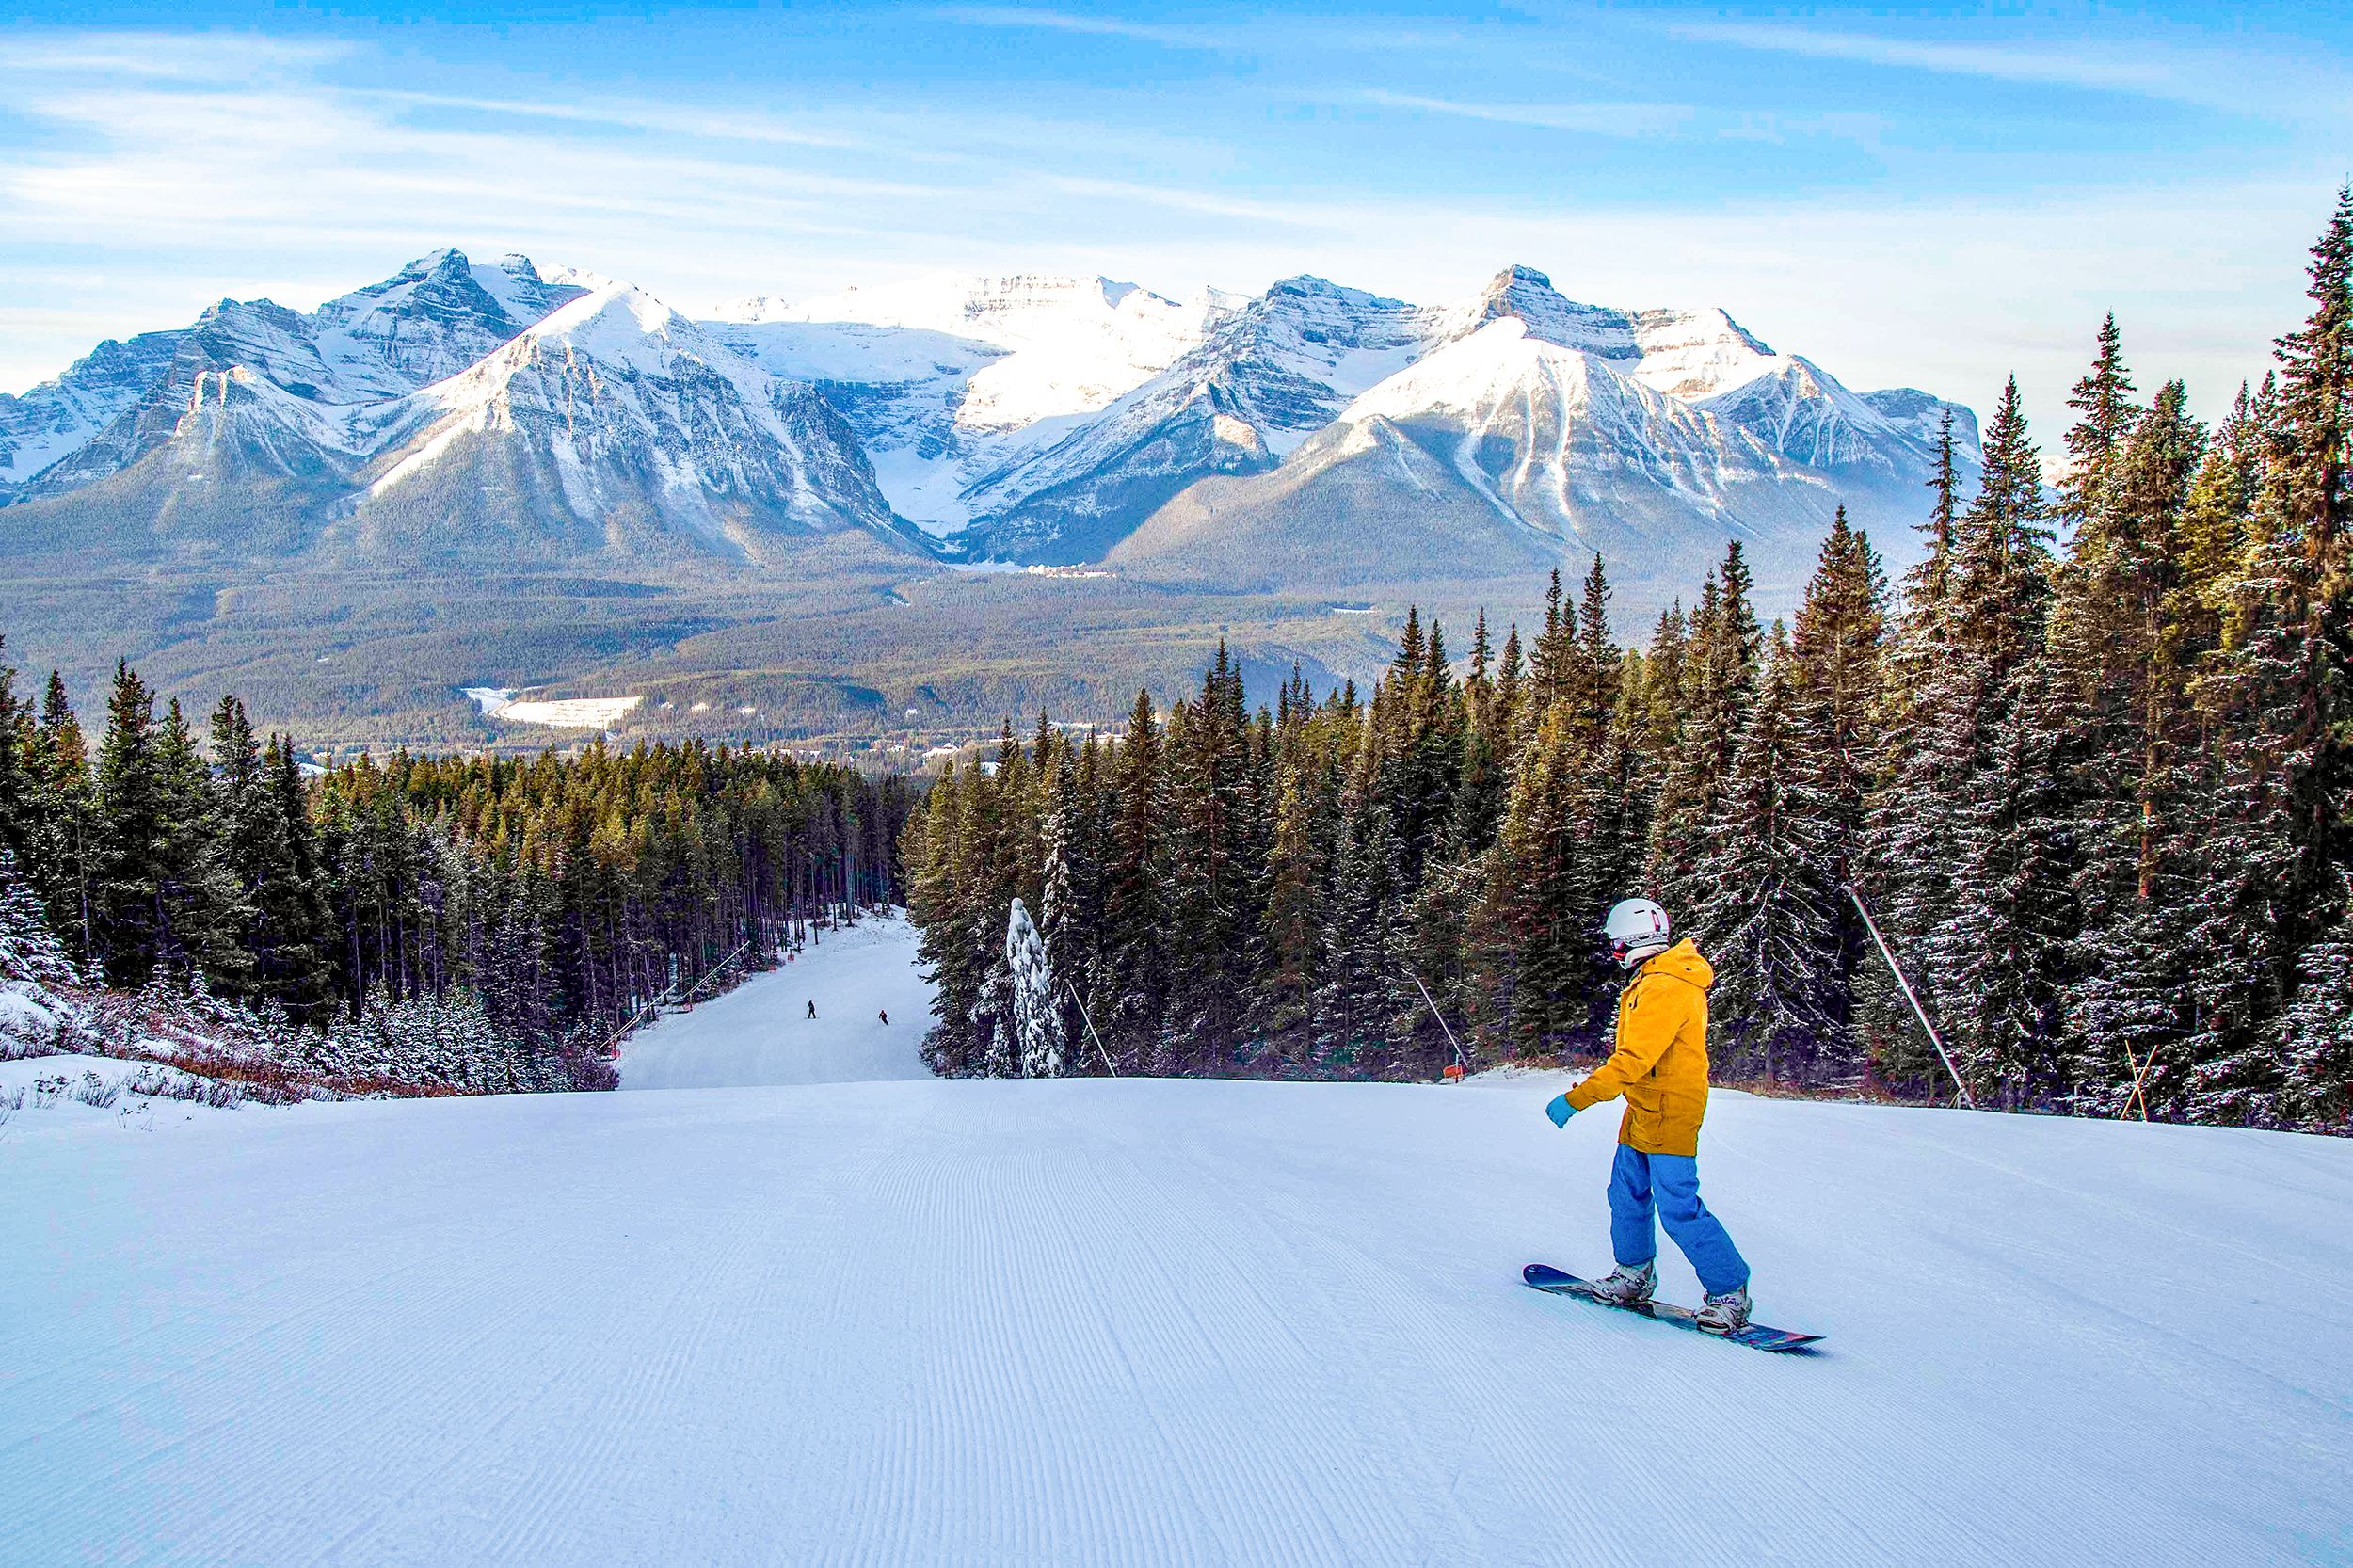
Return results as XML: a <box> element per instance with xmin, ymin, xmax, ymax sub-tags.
<box><xmin>3</xmin><ymin>2</ymin><xmax>2346</xmax><ymax>440</ymax></box>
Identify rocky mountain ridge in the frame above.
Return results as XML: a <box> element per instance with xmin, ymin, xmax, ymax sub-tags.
<box><xmin>2</xmin><ymin>249</ymin><xmax>1975</xmax><ymax>600</ymax></box>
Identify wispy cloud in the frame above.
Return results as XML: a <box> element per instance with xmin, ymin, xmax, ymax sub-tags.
<box><xmin>928</xmin><ymin>6</ymin><xmax>1471</xmax><ymax>56</ymax></box>
<box><xmin>1666</xmin><ymin>18</ymin><xmax>2353</xmax><ymax>123</ymax></box>
<box><xmin>1360</xmin><ymin>90</ymin><xmax>1693</xmax><ymax>139</ymax></box>
<box><xmin>355</xmin><ymin>89</ymin><xmax>867</xmax><ymax>150</ymax></box>
<box><xmin>1669</xmin><ymin>21</ymin><xmax>2172</xmax><ymax>93</ymax></box>
<box><xmin>928</xmin><ymin>7</ymin><xmax>1233</xmax><ymax>51</ymax></box>
<box><xmin>0</xmin><ymin>29</ymin><xmax>346</xmax><ymax>79</ymax></box>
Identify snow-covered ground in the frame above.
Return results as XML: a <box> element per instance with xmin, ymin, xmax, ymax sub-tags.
<box><xmin>619</xmin><ymin>914</ymin><xmax>932</xmax><ymax>1089</ymax></box>
<box><xmin>3</xmin><ymin>933</ymin><xmax>2349</xmax><ymax>1566</ymax></box>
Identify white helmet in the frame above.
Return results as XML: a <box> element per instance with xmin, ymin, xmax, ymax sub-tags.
<box><xmin>1603</xmin><ymin>897</ymin><xmax>1673</xmax><ymax>970</ymax></box>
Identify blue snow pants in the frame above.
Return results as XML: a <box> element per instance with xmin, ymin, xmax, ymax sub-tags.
<box><xmin>1608</xmin><ymin>1144</ymin><xmax>1750</xmax><ymax>1297</ymax></box>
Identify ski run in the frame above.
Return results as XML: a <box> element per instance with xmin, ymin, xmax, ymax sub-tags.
<box><xmin>4</xmin><ymin>915</ymin><xmax>2349</xmax><ymax>1566</ymax></box>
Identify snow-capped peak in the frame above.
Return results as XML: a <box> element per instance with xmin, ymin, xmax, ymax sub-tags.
<box><xmin>1341</xmin><ymin>316</ymin><xmax>1603</xmax><ymax>424</ymax></box>
<box><xmin>1626</xmin><ymin>306</ymin><xmax>1781</xmax><ymax>399</ymax></box>
<box><xmin>1424</xmin><ymin>265</ymin><xmax>1642</xmax><ymax>363</ymax></box>
<box><xmin>298</xmin><ymin>248</ymin><xmax>589</xmax><ymax>403</ymax></box>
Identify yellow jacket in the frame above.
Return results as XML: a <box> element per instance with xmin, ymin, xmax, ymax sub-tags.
<box><xmin>1564</xmin><ymin>939</ymin><xmax>1715</xmax><ymax>1156</ymax></box>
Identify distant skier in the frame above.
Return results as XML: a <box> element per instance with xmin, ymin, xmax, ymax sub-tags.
<box><xmin>878</xmin><ymin>1009</ymin><xmax>889</xmax><ymax>1027</ymax></box>
<box><xmin>1544</xmin><ymin>897</ymin><xmax>1753</xmax><ymax>1335</ymax></box>
<box><xmin>807</xmin><ymin>1000</ymin><xmax>817</xmax><ymax>1020</ymax></box>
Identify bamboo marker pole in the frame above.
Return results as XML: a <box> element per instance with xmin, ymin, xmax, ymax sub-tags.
<box><xmin>1411</xmin><ymin>972</ymin><xmax>1469</xmax><ymax>1078</ymax></box>
<box><xmin>1067</xmin><ymin>983</ymin><xmax>1118</xmax><ymax>1078</ymax></box>
<box><xmin>1845</xmin><ymin>884</ymin><xmax>1977</xmax><ymax>1111</ymax></box>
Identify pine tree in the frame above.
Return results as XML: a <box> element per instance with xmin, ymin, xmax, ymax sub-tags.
<box><xmin>1036</xmin><ymin>747</ymin><xmax>1089</xmax><ymax>1063</ymax></box>
<box><xmin>1258</xmin><ymin>760</ymin><xmax>1327</xmax><ymax>1038</ymax></box>
<box><xmin>19</xmin><ymin>671</ymin><xmax>93</xmax><ymax>969</ymax></box>
<box><xmin>1102</xmin><ymin>689</ymin><xmax>1167</xmax><ymax>1064</ymax></box>
<box><xmin>89</xmin><ymin>662</ymin><xmax>174</xmax><ymax>985</ymax></box>
<box><xmin>249</xmin><ymin>736</ymin><xmax>338</xmax><ymax>1018</ymax></box>
<box><xmin>1002</xmin><ymin>895</ymin><xmax>1064</xmax><ymax>1077</ymax></box>
<box><xmin>1931</xmin><ymin>660</ymin><xmax>2077</xmax><ymax>1109</ymax></box>
<box><xmin>2277</xmin><ymin>874</ymin><xmax>2353</xmax><ymax>1128</ymax></box>
<box><xmin>0</xmin><ymin>635</ymin><xmax>24</xmax><ymax>864</ymax></box>
<box><xmin>2059</xmin><ymin>313</ymin><xmax>2142</xmax><ymax>530</ymax></box>
<box><xmin>0</xmin><ymin>845</ymin><xmax>81</xmax><ymax>988</ymax></box>
<box><xmin>2182</xmin><ymin>189</ymin><xmax>2353</xmax><ymax>1122</ymax></box>
<box><xmin>1690</xmin><ymin>626</ymin><xmax>1845</xmax><ymax>1082</ymax></box>
<box><xmin>1650</xmin><ymin>543</ymin><xmax>1761</xmax><ymax>920</ymax></box>
<box><xmin>1773</xmin><ymin>509</ymin><xmax>1889</xmax><ymax>1080</ymax></box>
<box><xmin>1475</xmin><ymin>701</ymin><xmax>1593</xmax><ymax>1056</ymax></box>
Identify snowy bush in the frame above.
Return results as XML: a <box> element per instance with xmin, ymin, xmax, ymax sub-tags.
<box><xmin>315</xmin><ymin>988</ymin><xmax>583</xmax><ymax>1095</ymax></box>
<box><xmin>0</xmin><ymin>982</ymin><xmax>67</xmax><ymax>1059</ymax></box>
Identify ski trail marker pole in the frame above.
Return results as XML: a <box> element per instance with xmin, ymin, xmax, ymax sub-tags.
<box><xmin>2121</xmin><ymin>1042</ymin><xmax>2158</xmax><ymax>1121</ymax></box>
<box><xmin>1410</xmin><ymin>972</ymin><xmax>1469</xmax><ymax>1079</ymax></box>
<box><xmin>1844</xmin><ymin>884</ymin><xmax>1976</xmax><ymax>1111</ymax></box>
<box><xmin>1067</xmin><ymin>982</ymin><xmax>1118</xmax><ymax>1078</ymax></box>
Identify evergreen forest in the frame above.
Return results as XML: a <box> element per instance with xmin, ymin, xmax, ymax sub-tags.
<box><xmin>904</xmin><ymin>193</ymin><xmax>2353</xmax><ymax>1132</ymax></box>
<box><xmin>0</xmin><ymin>656</ymin><xmax>913</xmax><ymax>1093</ymax></box>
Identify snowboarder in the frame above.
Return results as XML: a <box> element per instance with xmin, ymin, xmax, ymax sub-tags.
<box><xmin>1544</xmin><ymin>897</ymin><xmax>1753</xmax><ymax>1335</ymax></box>
<box><xmin>806</xmin><ymin>1000</ymin><xmax>817</xmax><ymax>1020</ymax></box>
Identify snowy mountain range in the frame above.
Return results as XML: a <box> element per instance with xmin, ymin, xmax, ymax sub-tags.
<box><xmin>0</xmin><ymin>249</ymin><xmax>910</xmax><ymax>568</ymax></box>
<box><xmin>0</xmin><ymin>248</ymin><xmax>1976</xmax><ymax>597</ymax></box>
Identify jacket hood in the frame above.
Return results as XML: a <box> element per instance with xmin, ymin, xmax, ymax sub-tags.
<box><xmin>1640</xmin><ymin>938</ymin><xmax>1714</xmax><ymax>992</ymax></box>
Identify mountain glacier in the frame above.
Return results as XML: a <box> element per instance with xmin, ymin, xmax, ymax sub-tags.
<box><xmin>1</xmin><ymin>250</ymin><xmax>1975</xmax><ymax>600</ymax></box>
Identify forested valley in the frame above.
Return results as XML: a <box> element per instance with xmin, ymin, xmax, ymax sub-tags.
<box><xmin>905</xmin><ymin>193</ymin><xmax>2353</xmax><ymax>1132</ymax></box>
<box><xmin>0</xmin><ymin>659</ymin><xmax>912</xmax><ymax>1096</ymax></box>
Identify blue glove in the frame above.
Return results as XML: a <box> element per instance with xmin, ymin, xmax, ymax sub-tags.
<box><xmin>1545</xmin><ymin>1094</ymin><xmax>1577</xmax><ymax>1128</ymax></box>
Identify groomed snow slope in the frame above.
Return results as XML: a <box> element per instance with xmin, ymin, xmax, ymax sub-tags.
<box><xmin>3</xmin><ymin>973</ymin><xmax>2348</xmax><ymax>1563</ymax></box>
<box><xmin>619</xmin><ymin>913</ymin><xmax>933</xmax><ymax>1088</ymax></box>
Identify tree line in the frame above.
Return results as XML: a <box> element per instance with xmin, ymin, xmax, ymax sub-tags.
<box><xmin>904</xmin><ymin>191</ymin><xmax>2352</xmax><ymax>1132</ymax></box>
<box><xmin>0</xmin><ymin>655</ymin><xmax>914</xmax><ymax>1091</ymax></box>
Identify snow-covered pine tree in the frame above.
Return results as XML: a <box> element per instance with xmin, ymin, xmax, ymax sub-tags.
<box><xmin>1864</xmin><ymin>377</ymin><xmax>2053</xmax><ymax>1093</ymax></box>
<box><xmin>973</xmin><ymin>944</ymin><xmax>1015</xmax><ymax>1079</ymax></box>
<box><xmin>1929</xmin><ymin>659</ymin><xmax>2077</xmax><ymax>1109</ymax></box>
<box><xmin>1856</xmin><ymin>424</ymin><xmax>1969</xmax><ymax>1084</ymax></box>
<box><xmin>1781</xmin><ymin>508</ymin><xmax>1888</xmax><ymax>1082</ymax></box>
<box><xmin>2277</xmin><ymin>873</ymin><xmax>2353</xmax><ymax>1128</ymax></box>
<box><xmin>0</xmin><ymin>846</ymin><xmax>81</xmax><ymax>988</ymax></box>
<box><xmin>1690</xmin><ymin>625</ymin><xmax>1845</xmax><ymax>1083</ymax></box>
<box><xmin>2045</xmin><ymin>378</ymin><xmax>2208</xmax><ymax>1110</ymax></box>
<box><xmin>1003</xmin><ymin>895</ymin><xmax>1064</xmax><ymax>1078</ymax></box>
<box><xmin>1037</xmin><ymin>747</ymin><xmax>1095</xmax><ymax>1066</ymax></box>
<box><xmin>2183</xmin><ymin>190</ymin><xmax>2352</xmax><ymax>1124</ymax></box>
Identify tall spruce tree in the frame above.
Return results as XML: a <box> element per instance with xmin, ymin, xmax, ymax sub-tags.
<box><xmin>1690</xmin><ymin>625</ymin><xmax>1845</xmax><ymax>1082</ymax></box>
<box><xmin>90</xmin><ymin>662</ymin><xmax>173</xmax><ymax>985</ymax></box>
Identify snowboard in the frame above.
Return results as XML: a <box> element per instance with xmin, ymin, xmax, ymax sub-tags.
<box><xmin>1522</xmin><ymin>1263</ymin><xmax>1822</xmax><ymax>1353</ymax></box>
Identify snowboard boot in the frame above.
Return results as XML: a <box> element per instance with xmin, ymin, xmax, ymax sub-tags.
<box><xmin>1696</xmin><ymin>1287</ymin><xmax>1753</xmax><ymax>1336</ymax></box>
<box><xmin>1589</xmin><ymin>1259</ymin><xmax>1657</xmax><ymax>1306</ymax></box>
